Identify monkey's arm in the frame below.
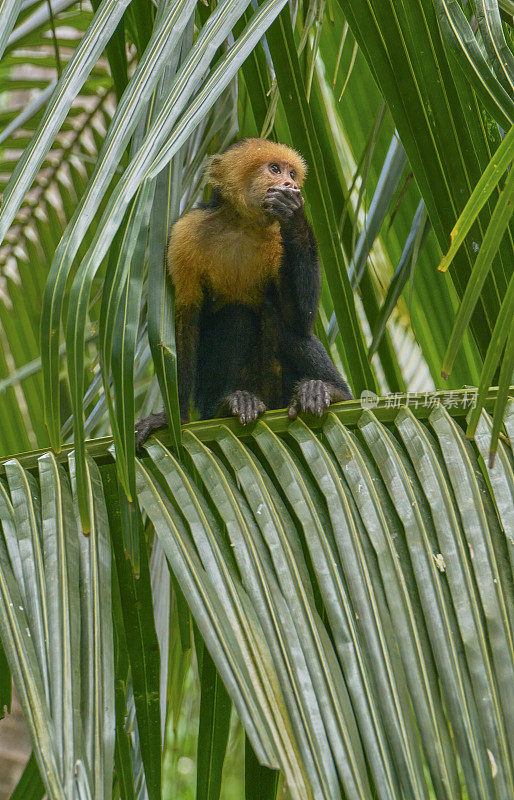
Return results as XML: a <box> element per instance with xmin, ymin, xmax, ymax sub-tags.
<box><xmin>263</xmin><ymin>188</ymin><xmax>352</xmax><ymax>415</ymax></box>
<box><xmin>280</xmin><ymin>332</ymin><xmax>352</xmax><ymax>418</ymax></box>
<box><xmin>263</xmin><ymin>187</ymin><xmax>320</xmax><ymax>335</ymax></box>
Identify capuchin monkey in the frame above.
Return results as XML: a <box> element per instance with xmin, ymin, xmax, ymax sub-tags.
<box><xmin>135</xmin><ymin>138</ymin><xmax>352</xmax><ymax>448</ymax></box>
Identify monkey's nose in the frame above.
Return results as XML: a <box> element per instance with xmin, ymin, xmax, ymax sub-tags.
<box><xmin>283</xmin><ymin>180</ymin><xmax>296</xmax><ymax>189</ymax></box>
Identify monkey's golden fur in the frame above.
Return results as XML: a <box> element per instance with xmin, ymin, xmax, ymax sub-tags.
<box><xmin>167</xmin><ymin>138</ymin><xmax>307</xmax><ymax>310</ymax></box>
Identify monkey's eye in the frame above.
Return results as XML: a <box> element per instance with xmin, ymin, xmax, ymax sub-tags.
<box><xmin>269</xmin><ymin>163</ymin><xmax>281</xmax><ymax>174</ymax></box>
<box><xmin>290</xmin><ymin>171</ymin><xmax>296</xmax><ymax>180</ymax></box>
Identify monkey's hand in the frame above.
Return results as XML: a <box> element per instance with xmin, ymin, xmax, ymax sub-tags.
<box><xmin>263</xmin><ymin>187</ymin><xmax>304</xmax><ymax>227</ymax></box>
<box><xmin>221</xmin><ymin>390</ymin><xmax>266</xmax><ymax>425</ymax></box>
<box><xmin>288</xmin><ymin>380</ymin><xmax>348</xmax><ymax>420</ymax></box>
<box><xmin>135</xmin><ymin>411</ymin><xmax>168</xmax><ymax>453</ymax></box>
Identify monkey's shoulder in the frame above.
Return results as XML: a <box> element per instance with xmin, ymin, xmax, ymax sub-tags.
<box><xmin>168</xmin><ymin>203</ymin><xmax>283</xmax><ymax>308</ymax></box>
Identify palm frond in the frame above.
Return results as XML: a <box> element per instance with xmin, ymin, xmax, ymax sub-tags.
<box><xmin>0</xmin><ymin>0</ymin><xmax>115</xmax><ymax>455</ymax></box>
<box><xmin>128</xmin><ymin>393</ymin><xmax>513</xmax><ymax>800</ymax></box>
<box><xmin>438</xmin><ymin>126</ymin><xmax>514</xmax><ymax>458</ymax></box>
<box><xmin>1</xmin><ymin>391</ymin><xmax>513</xmax><ymax>799</ymax></box>
<box><xmin>0</xmin><ymin>452</ymin><xmax>113</xmax><ymax>800</ymax></box>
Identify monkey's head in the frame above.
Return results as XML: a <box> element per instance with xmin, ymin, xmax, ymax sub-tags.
<box><xmin>208</xmin><ymin>138</ymin><xmax>307</xmax><ymax>219</ymax></box>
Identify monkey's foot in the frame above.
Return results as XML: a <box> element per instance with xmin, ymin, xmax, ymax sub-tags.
<box><xmin>135</xmin><ymin>411</ymin><xmax>168</xmax><ymax>453</ymax></box>
<box><xmin>288</xmin><ymin>380</ymin><xmax>338</xmax><ymax>420</ymax></box>
<box><xmin>263</xmin><ymin>187</ymin><xmax>304</xmax><ymax>226</ymax></box>
<box><xmin>222</xmin><ymin>391</ymin><xmax>266</xmax><ymax>425</ymax></box>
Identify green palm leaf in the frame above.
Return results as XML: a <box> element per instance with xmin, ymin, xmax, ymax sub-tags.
<box><xmin>0</xmin><ymin>0</ymin><xmax>133</xmax><ymax>244</ymax></box>
<box><xmin>0</xmin><ymin>0</ymin><xmax>22</xmax><ymax>61</ymax></box>
<box><xmin>0</xmin><ymin>452</ymin><xmax>114</xmax><ymax>800</ymax></box>
<box><xmin>2</xmin><ymin>391</ymin><xmax>514</xmax><ymax>798</ymax></box>
<box><xmin>129</xmin><ymin>391</ymin><xmax>514</xmax><ymax>799</ymax></box>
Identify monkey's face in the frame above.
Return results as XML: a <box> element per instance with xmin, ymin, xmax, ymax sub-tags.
<box><xmin>245</xmin><ymin>159</ymin><xmax>300</xmax><ymax>213</ymax></box>
<box><xmin>264</xmin><ymin>159</ymin><xmax>299</xmax><ymax>190</ymax></box>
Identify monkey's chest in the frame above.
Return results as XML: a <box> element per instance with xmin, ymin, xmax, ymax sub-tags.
<box><xmin>204</xmin><ymin>226</ymin><xmax>283</xmax><ymax>305</ymax></box>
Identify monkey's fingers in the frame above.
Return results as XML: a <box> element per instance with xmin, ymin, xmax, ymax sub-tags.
<box><xmin>266</xmin><ymin>186</ymin><xmax>303</xmax><ymax>200</ymax></box>
<box><xmin>288</xmin><ymin>380</ymin><xmax>331</xmax><ymax>419</ymax></box>
<box><xmin>135</xmin><ymin>411</ymin><xmax>168</xmax><ymax>453</ymax></box>
<box><xmin>264</xmin><ymin>188</ymin><xmax>303</xmax><ymax>208</ymax></box>
<box><xmin>262</xmin><ymin>196</ymin><xmax>292</xmax><ymax>222</ymax></box>
<box><xmin>281</xmin><ymin>187</ymin><xmax>304</xmax><ymax>208</ymax></box>
<box><xmin>263</xmin><ymin>188</ymin><xmax>304</xmax><ymax>223</ymax></box>
<box><xmin>223</xmin><ymin>390</ymin><xmax>266</xmax><ymax>425</ymax></box>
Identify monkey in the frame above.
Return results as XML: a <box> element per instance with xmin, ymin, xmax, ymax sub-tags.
<box><xmin>135</xmin><ymin>138</ymin><xmax>352</xmax><ymax>448</ymax></box>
